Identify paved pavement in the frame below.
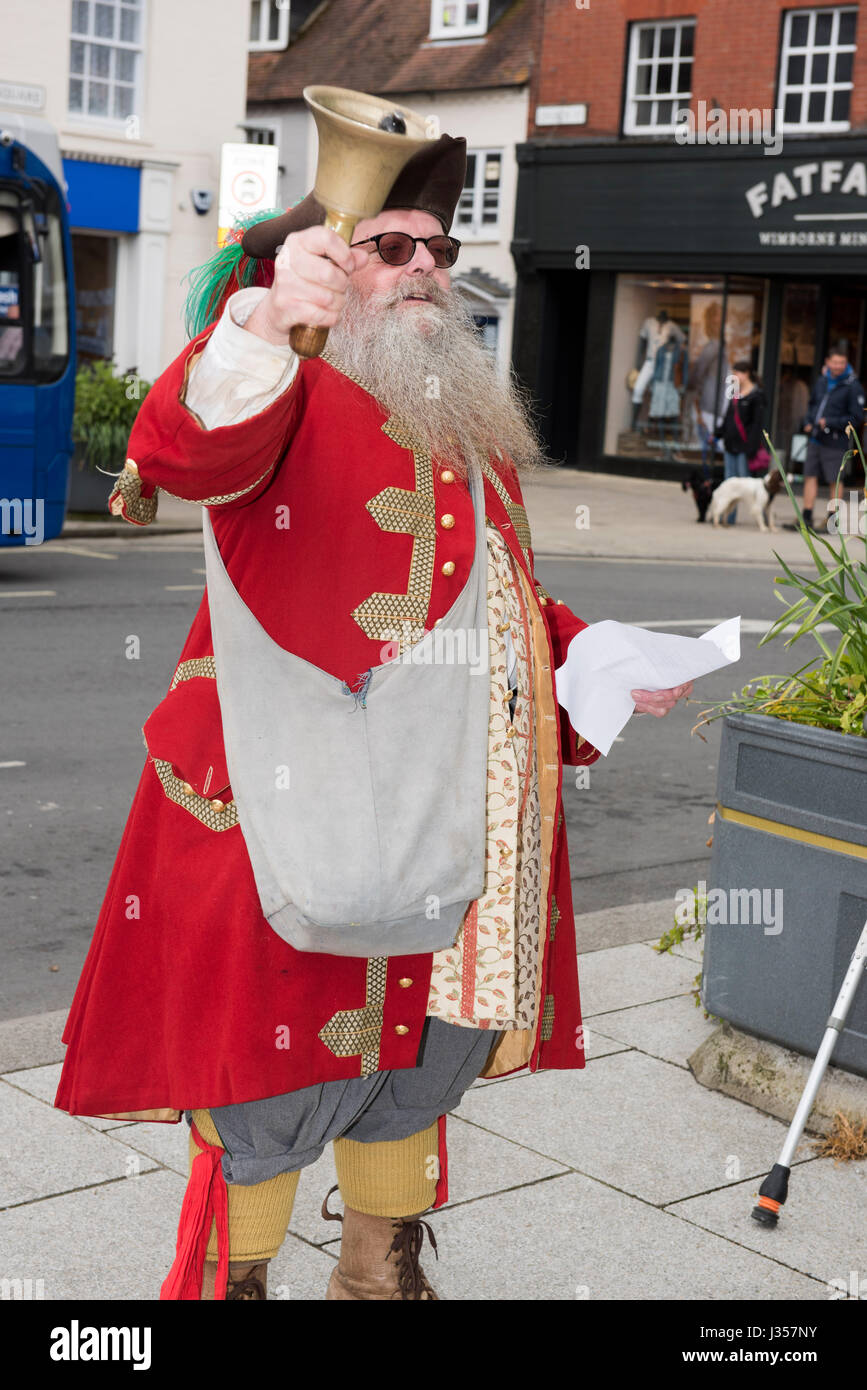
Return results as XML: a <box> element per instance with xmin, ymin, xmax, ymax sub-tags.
<box><xmin>1</xmin><ymin>907</ymin><xmax>864</xmax><ymax>1302</ymax></box>
<box><xmin>6</xmin><ymin>472</ymin><xmax>855</xmax><ymax>1301</ymax></box>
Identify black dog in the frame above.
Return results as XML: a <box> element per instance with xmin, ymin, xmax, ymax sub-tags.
<box><xmin>682</xmin><ymin>470</ymin><xmax>722</xmax><ymax>523</ymax></box>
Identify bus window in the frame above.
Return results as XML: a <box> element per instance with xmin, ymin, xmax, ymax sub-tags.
<box><xmin>33</xmin><ymin>185</ymin><xmax>69</xmax><ymax>381</ymax></box>
<box><xmin>0</xmin><ymin>198</ymin><xmax>24</xmax><ymax>376</ymax></box>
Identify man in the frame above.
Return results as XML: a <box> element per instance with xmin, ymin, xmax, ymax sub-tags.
<box><xmin>54</xmin><ymin>134</ymin><xmax>689</xmax><ymax>1300</ymax></box>
<box><xmin>800</xmin><ymin>343</ymin><xmax>865</xmax><ymax>530</ymax></box>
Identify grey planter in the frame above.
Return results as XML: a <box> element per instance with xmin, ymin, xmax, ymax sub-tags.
<box><xmin>702</xmin><ymin>712</ymin><xmax>867</xmax><ymax>1078</ymax></box>
<box><xmin>66</xmin><ymin>455</ymin><xmax>119</xmax><ymax>514</ymax></box>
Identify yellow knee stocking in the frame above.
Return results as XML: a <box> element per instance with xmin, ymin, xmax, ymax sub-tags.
<box><xmin>333</xmin><ymin>1120</ymin><xmax>440</xmax><ymax>1217</ymax></box>
<box><xmin>189</xmin><ymin>1108</ymin><xmax>300</xmax><ymax>1263</ymax></box>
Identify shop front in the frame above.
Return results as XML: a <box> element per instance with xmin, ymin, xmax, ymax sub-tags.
<box><xmin>511</xmin><ymin>137</ymin><xmax>867</xmax><ymax>478</ymax></box>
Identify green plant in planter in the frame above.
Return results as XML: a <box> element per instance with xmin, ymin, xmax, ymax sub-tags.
<box><xmin>694</xmin><ymin>427</ymin><xmax>867</xmax><ymax>740</ymax></box>
<box><xmin>72</xmin><ymin>359</ymin><xmax>151</xmax><ymax>473</ymax></box>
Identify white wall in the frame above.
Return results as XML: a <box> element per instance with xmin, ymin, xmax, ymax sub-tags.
<box><xmin>6</xmin><ymin>0</ymin><xmax>251</xmax><ymax>374</ymax></box>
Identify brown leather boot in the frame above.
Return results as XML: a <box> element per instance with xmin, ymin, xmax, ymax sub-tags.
<box><xmin>200</xmin><ymin>1259</ymin><xmax>269</xmax><ymax>1300</ymax></box>
<box><xmin>321</xmin><ymin>1185</ymin><xmax>440</xmax><ymax>1300</ymax></box>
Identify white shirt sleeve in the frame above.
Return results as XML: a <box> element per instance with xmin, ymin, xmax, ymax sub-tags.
<box><xmin>183</xmin><ymin>287</ymin><xmax>299</xmax><ymax>430</ymax></box>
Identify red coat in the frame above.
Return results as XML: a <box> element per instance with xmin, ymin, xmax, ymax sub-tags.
<box><xmin>54</xmin><ymin>323</ymin><xmax>600</xmax><ymax>1134</ymax></box>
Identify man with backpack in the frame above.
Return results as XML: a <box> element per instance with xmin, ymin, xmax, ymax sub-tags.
<box><xmin>801</xmin><ymin>343</ymin><xmax>866</xmax><ymax>531</ymax></box>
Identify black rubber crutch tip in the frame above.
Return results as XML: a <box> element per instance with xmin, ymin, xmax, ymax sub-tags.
<box><xmin>751</xmin><ymin>1204</ymin><xmax>780</xmax><ymax>1226</ymax></box>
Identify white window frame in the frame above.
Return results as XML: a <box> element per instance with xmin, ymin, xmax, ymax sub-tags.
<box><xmin>248</xmin><ymin>0</ymin><xmax>290</xmax><ymax>51</ymax></box>
<box><xmin>623</xmin><ymin>17</ymin><xmax>696</xmax><ymax>136</ymax></box>
<box><xmin>241</xmin><ymin>120</ymin><xmax>280</xmax><ymax>147</ymax></box>
<box><xmin>68</xmin><ymin>0</ymin><xmax>145</xmax><ymax>129</ymax></box>
<box><xmin>778</xmin><ymin>5</ymin><xmax>857</xmax><ymax>133</ymax></box>
<box><xmin>454</xmin><ymin>147</ymin><xmax>502</xmax><ymax>239</ymax></box>
<box><xmin>429</xmin><ymin>0</ymin><xmax>489</xmax><ymax>41</ymax></box>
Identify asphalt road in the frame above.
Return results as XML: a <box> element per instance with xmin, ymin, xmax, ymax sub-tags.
<box><xmin>0</xmin><ymin>533</ymin><xmax>800</xmax><ymax>1021</ymax></box>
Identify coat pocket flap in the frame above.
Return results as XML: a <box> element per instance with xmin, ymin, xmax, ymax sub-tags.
<box><xmin>143</xmin><ymin>675</ymin><xmax>231</xmax><ymax>800</ymax></box>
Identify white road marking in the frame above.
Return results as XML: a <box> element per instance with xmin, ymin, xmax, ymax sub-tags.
<box><xmin>164</xmin><ymin>584</ymin><xmax>204</xmax><ymax>591</ymax></box>
<box><xmin>536</xmin><ymin>554</ymin><xmax>779</xmax><ymax>569</ymax></box>
<box><xmin>628</xmin><ymin>618</ymin><xmax>835</xmax><ymax>635</ymax></box>
<box><xmin>47</xmin><ymin>544</ymin><xmax>117</xmax><ymax>560</ymax></box>
<box><xmin>0</xmin><ymin>761</ymin><xmax>26</xmax><ymax>768</ymax></box>
<box><xmin>0</xmin><ymin>590</ymin><xmax>56</xmax><ymax>598</ymax></box>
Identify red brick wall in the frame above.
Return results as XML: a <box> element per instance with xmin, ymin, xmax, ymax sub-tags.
<box><xmin>530</xmin><ymin>0</ymin><xmax>867</xmax><ymax>137</ymax></box>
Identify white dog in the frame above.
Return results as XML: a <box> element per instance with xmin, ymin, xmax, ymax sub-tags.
<box><xmin>708</xmin><ymin>470</ymin><xmax>784</xmax><ymax>532</ymax></box>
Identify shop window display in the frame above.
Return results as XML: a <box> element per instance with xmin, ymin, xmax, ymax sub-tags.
<box><xmin>605</xmin><ymin>274</ymin><xmax>766</xmax><ymax>464</ymax></box>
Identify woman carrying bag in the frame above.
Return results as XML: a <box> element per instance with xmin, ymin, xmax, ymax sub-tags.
<box><xmin>717</xmin><ymin>361</ymin><xmax>768</xmax><ymax>525</ymax></box>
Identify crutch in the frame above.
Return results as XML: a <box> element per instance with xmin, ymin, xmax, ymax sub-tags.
<box><xmin>751</xmin><ymin>916</ymin><xmax>867</xmax><ymax>1226</ymax></box>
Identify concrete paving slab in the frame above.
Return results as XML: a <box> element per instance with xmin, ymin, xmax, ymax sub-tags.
<box><xmin>575</xmin><ymin>898</ymin><xmax>676</xmax><ymax>952</ymax></box>
<box><xmin>1</xmin><ymin>1063</ymin><xmax>128</xmax><ymax>1130</ymax></box>
<box><xmin>455</xmin><ymin>1051</ymin><xmax>801</xmax><ymax>1206</ymax></box>
<box><xmin>0</xmin><ymin>1010</ymin><xmax>67</xmax><ymax>1072</ymax></box>
<box><xmin>264</xmin><ymin>1235</ymin><xmax>338</xmax><ymax>1300</ymax></box>
<box><xmin>0</xmin><ymin>1168</ymin><xmax>184</xmax><ymax>1299</ymax></box>
<box><xmin>107</xmin><ymin>1118</ymin><xmax>190</xmax><ymax>1174</ymax></box>
<box><xmin>591</xmin><ymin>995</ymin><xmax>718</xmax><ymax>1069</ymax></box>
<box><xmin>428</xmin><ymin>1173</ymin><xmax>823</xmax><ymax>1300</ymax></box>
<box><xmin>579</xmin><ymin>942</ymin><xmax>698</xmax><ymax>1017</ymax></box>
<box><xmin>669</xmin><ymin>1157</ymin><xmax>867</xmax><ymax>1293</ymax></box>
<box><xmin>0</xmin><ymin>1082</ymin><xmax>160</xmax><ymax>1208</ymax></box>
<box><xmin>0</xmin><ymin>1166</ymin><xmax>337</xmax><ymax>1299</ymax></box>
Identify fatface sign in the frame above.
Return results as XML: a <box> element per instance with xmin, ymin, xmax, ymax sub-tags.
<box><xmin>745</xmin><ymin>158</ymin><xmax>867</xmax><ymax>248</ymax></box>
<box><xmin>520</xmin><ymin>140</ymin><xmax>867</xmax><ymax>266</ymax></box>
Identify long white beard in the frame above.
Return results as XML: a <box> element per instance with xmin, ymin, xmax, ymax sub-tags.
<box><xmin>326</xmin><ymin>273</ymin><xmax>548</xmax><ymax>478</ymax></box>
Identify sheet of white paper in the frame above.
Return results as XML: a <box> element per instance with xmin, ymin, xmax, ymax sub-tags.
<box><xmin>554</xmin><ymin>617</ymin><xmax>741</xmax><ymax>757</ymax></box>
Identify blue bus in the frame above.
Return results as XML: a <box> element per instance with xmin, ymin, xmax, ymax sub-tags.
<box><xmin>0</xmin><ymin>110</ymin><xmax>75</xmax><ymax>547</ymax></box>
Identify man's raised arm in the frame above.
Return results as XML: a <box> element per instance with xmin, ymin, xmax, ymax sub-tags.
<box><xmin>109</xmin><ymin>224</ymin><xmax>368</xmax><ymax>525</ymax></box>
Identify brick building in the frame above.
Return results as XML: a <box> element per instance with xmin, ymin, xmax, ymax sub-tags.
<box><xmin>514</xmin><ymin>1</ymin><xmax>867</xmax><ymax>475</ymax></box>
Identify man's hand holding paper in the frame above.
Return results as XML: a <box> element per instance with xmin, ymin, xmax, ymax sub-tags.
<box><xmin>555</xmin><ymin>617</ymin><xmax>741</xmax><ymax>756</ymax></box>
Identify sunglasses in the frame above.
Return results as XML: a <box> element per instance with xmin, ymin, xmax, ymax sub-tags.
<box><xmin>349</xmin><ymin>231</ymin><xmax>461</xmax><ymax>268</ymax></box>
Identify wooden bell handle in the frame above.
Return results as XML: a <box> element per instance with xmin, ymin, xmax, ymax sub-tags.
<box><xmin>289</xmin><ymin>324</ymin><xmax>329</xmax><ymax>359</ymax></box>
<box><xmin>288</xmin><ymin>208</ymin><xmax>359</xmax><ymax>361</ymax></box>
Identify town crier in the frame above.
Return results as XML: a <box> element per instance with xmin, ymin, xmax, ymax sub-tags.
<box><xmin>54</xmin><ymin>132</ymin><xmax>689</xmax><ymax>1301</ymax></box>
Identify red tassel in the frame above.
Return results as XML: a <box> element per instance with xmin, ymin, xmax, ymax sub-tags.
<box><xmin>160</xmin><ymin>1120</ymin><xmax>229</xmax><ymax>1300</ymax></box>
<box><xmin>432</xmin><ymin>1113</ymin><xmax>449</xmax><ymax>1209</ymax></box>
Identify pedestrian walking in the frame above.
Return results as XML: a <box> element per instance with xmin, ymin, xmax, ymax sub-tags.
<box><xmin>717</xmin><ymin>362</ymin><xmax>767</xmax><ymax>526</ymax></box>
<box><xmin>800</xmin><ymin>342</ymin><xmax>866</xmax><ymax>531</ymax></box>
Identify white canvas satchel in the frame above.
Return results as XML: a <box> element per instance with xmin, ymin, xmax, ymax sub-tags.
<box><xmin>200</xmin><ymin>463</ymin><xmax>490</xmax><ymax>958</ymax></box>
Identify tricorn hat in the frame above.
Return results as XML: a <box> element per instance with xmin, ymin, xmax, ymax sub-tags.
<box><xmin>242</xmin><ymin>133</ymin><xmax>467</xmax><ymax>260</ymax></box>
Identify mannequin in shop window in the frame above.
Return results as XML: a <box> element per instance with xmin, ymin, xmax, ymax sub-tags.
<box><xmin>649</xmin><ymin>332</ymin><xmax>689</xmax><ymax>440</ymax></box>
<box><xmin>631</xmin><ymin>309</ymin><xmax>684</xmax><ymax>429</ymax></box>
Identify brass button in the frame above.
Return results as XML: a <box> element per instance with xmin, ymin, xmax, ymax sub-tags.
<box><xmin>210</xmin><ymin>798</ymin><xmax>226</xmax><ymax>812</ymax></box>
<box><xmin>394</xmin><ymin>1024</ymin><xmax>409</xmax><ymax>1035</ymax></box>
<box><xmin>125</xmin><ymin>459</ymin><xmax>139</xmax><ymax>476</ymax></box>
<box><xmin>538</xmin><ymin>595</ymin><xmax>548</xmax><ymax>606</ymax></box>
<box><xmin>398</xmin><ymin>977</ymin><xmax>413</xmax><ymax>988</ymax></box>
<box><xmin>556</xmin><ymin>598</ymin><xmax>564</xmax><ymax>604</ymax></box>
<box><xmin>441</xmin><ymin>561</ymin><xmax>455</xmax><ymax>576</ymax></box>
<box><xmin>440</xmin><ymin>513</ymin><xmax>455</xmax><ymax>529</ymax></box>
<box><xmin>440</xmin><ymin>469</ymin><xmax>454</xmax><ymax>483</ymax></box>
<box><xmin>506</xmin><ymin>726</ymin><xmax>517</xmax><ymax>739</ymax></box>
<box><xmin>181</xmin><ymin>781</ymin><xmax>194</xmax><ymax>796</ymax></box>
<box><xmin>497</xmin><ymin>622</ymin><xmax>510</xmax><ymax>633</ymax></box>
